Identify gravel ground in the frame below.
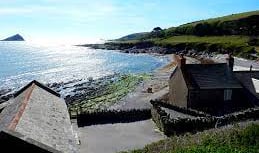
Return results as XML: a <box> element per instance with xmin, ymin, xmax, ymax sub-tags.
<box><xmin>212</xmin><ymin>54</ymin><xmax>259</xmax><ymax>71</ymax></box>
<box><xmin>109</xmin><ymin>74</ymin><xmax>170</xmax><ymax>110</ymax></box>
<box><xmin>74</xmin><ymin>119</ymin><xmax>165</xmax><ymax>153</ymax></box>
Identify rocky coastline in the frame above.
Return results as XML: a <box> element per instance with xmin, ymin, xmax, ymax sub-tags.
<box><xmin>79</xmin><ymin>41</ymin><xmax>236</xmax><ymax>59</ymax></box>
<box><xmin>79</xmin><ymin>42</ymin><xmax>170</xmax><ymax>54</ymax></box>
<box><xmin>0</xmin><ymin>74</ymin><xmax>119</xmax><ymax>105</ymax></box>
<box><xmin>1</xmin><ymin>43</ymin><xmax>256</xmax><ymax>113</ymax></box>
<box><xmin>81</xmin><ymin>41</ymin><xmax>259</xmax><ymax>68</ymax></box>
<box><xmin>0</xmin><ymin>48</ymin><xmax>172</xmax><ymax>112</ymax></box>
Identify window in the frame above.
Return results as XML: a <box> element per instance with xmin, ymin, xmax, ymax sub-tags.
<box><xmin>224</xmin><ymin>89</ymin><xmax>232</xmax><ymax>101</ymax></box>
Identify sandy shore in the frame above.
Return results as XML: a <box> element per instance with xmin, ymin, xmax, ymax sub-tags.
<box><xmin>0</xmin><ymin>54</ymin><xmax>171</xmax><ymax>111</ymax></box>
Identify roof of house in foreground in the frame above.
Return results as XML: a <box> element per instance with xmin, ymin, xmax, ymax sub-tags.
<box><xmin>0</xmin><ymin>80</ymin><xmax>77</xmax><ymax>153</ymax></box>
<box><xmin>182</xmin><ymin>63</ymin><xmax>242</xmax><ymax>89</ymax></box>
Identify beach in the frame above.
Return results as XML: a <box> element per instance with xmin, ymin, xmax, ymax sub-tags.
<box><xmin>0</xmin><ymin>42</ymin><xmax>168</xmax><ymax>107</ymax></box>
<box><xmin>1</xmin><ymin>48</ymin><xmax>256</xmax><ymax>113</ymax></box>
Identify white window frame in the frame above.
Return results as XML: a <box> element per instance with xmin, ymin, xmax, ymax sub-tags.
<box><xmin>224</xmin><ymin>89</ymin><xmax>232</xmax><ymax>101</ymax></box>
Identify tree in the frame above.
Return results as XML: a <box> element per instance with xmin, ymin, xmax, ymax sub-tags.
<box><xmin>194</xmin><ymin>22</ymin><xmax>211</xmax><ymax>36</ymax></box>
<box><xmin>150</xmin><ymin>27</ymin><xmax>164</xmax><ymax>38</ymax></box>
<box><xmin>152</xmin><ymin>27</ymin><xmax>162</xmax><ymax>32</ymax></box>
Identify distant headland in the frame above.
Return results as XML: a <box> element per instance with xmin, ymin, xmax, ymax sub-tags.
<box><xmin>1</xmin><ymin>34</ymin><xmax>25</xmax><ymax>41</ymax></box>
<box><xmin>82</xmin><ymin>10</ymin><xmax>259</xmax><ymax>59</ymax></box>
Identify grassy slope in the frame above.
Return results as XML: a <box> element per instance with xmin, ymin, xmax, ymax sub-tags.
<box><xmin>154</xmin><ymin>35</ymin><xmax>255</xmax><ymax>57</ymax></box>
<box><xmin>164</xmin><ymin>10</ymin><xmax>259</xmax><ymax>35</ymax></box>
<box><xmin>165</xmin><ymin>11</ymin><xmax>259</xmax><ymax>32</ymax></box>
<box><xmin>156</xmin><ymin>35</ymin><xmax>249</xmax><ymax>44</ymax></box>
<box><xmin>121</xmin><ymin>123</ymin><xmax>259</xmax><ymax>153</ymax></box>
<box><xmin>113</xmin><ymin>35</ymin><xmax>255</xmax><ymax>57</ymax></box>
<box><xmin>114</xmin><ymin>36</ymin><xmax>250</xmax><ymax>46</ymax></box>
<box><xmin>117</xmin><ymin>32</ymin><xmax>149</xmax><ymax>41</ymax></box>
<box><xmin>114</xmin><ymin>11</ymin><xmax>259</xmax><ymax>58</ymax></box>
<box><xmin>182</xmin><ymin>10</ymin><xmax>258</xmax><ymax>26</ymax></box>
<box><xmin>120</xmin><ymin>11</ymin><xmax>259</xmax><ymax>39</ymax></box>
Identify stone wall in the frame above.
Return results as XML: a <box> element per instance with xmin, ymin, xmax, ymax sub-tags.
<box><xmin>77</xmin><ymin>109</ymin><xmax>151</xmax><ymax>127</ymax></box>
<box><xmin>151</xmin><ymin>100</ymin><xmax>259</xmax><ymax>136</ymax></box>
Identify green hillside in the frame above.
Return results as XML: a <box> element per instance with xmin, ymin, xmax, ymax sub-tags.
<box><xmin>154</xmin><ymin>35</ymin><xmax>256</xmax><ymax>57</ymax></box>
<box><xmin>163</xmin><ymin>10</ymin><xmax>259</xmax><ymax>36</ymax></box>
<box><xmin>112</xmin><ymin>10</ymin><xmax>259</xmax><ymax>58</ymax></box>
<box><xmin>181</xmin><ymin>10</ymin><xmax>259</xmax><ymax>26</ymax></box>
<box><xmin>117</xmin><ymin>32</ymin><xmax>149</xmax><ymax>41</ymax></box>
<box><xmin>116</xmin><ymin>10</ymin><xmax>259</xmax><ymax>40</ymax></box>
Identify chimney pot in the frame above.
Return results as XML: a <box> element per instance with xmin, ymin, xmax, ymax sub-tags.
<box><xmin>176</xmin><ymin>53</ymin><xmax>186</xmax><ymax>69</ymax></box>
<box><xmin>226</xmin><ymin>53</ymin><xmax>234</xmax><ymax>71</ymax></box>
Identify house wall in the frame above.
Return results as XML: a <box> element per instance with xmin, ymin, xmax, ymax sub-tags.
<box><xmin>188</xmin><ymin>89</ymin><xmax>224</xmax><ymax>114</ymax></box>
<box><xmin>189</xmin><ymin>88</ymin><xmax>249</xmax><ymax>115</ymax></box>
<box><xmin>168</xmin><ymin>67</ymin><xmax>188</xmax><ymax>108</ymax></box>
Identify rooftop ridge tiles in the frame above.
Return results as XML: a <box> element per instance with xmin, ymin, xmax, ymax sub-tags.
<box><xmin>14</xmin><ymin>80</ymin><xmax>60</xmax><ymax>98</ymax></box>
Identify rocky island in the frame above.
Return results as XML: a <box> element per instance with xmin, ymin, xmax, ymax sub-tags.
<box><xmin>1</xmin><ymin>34</ymin><xmax>25</xmax><ymax>41</ymax></box>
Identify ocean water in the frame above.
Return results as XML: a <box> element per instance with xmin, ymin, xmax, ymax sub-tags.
<box><xmin>0</xmin><ymin>42</ymin><xmax>167</xmax><ymax>91</ymax></box>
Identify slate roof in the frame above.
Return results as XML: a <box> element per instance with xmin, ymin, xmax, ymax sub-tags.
<box><xmin>0</xmin><ymin>80</ymin><xmax>77</xmax><ymax>153</ymax></box>
<box><xmin>235</xmin><ymin>71</ymin><xmax>259</xmax><ymax>100</ymax></box>
<box><xmin>182</xmin><ymin>63</ymin><xmax>242</xmax><ymax>89</ymax></box>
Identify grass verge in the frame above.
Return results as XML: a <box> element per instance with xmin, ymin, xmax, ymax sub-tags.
<box><xmin>154</xmin><ymin>35</ymin><xmax>256</xmax><ymax>58</ymax></box>
<box><xmin>156</xmin><ymin>35</ymin><xmax>249</xmax><ymax>44</ymax></box>
<box><xmin>121</xmin><ymin>123</ymin><xmax>259</xmax><ymax>153</ymax></box>
<box><xmin>113</xmin><ymin>35</ymin><xmax>258</xmax><ymax>59</ymax></box>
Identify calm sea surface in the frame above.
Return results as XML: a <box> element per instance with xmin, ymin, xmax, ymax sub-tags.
<box><xmin>0</xmin><ymin>42</ymin><xmax>167</xmax><ymax>91</ymax></box>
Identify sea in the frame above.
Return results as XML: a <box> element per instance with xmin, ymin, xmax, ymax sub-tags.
<box><xmin>0</xmin><ymin>41</ymin><xmax>168</xmax><ymax>93</ymax></box>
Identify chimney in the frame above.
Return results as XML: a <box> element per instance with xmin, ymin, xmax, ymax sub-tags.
<box><xmin>250</xmin><ymin>65</ymin><xmax>253</xmax><ymax>71</ymax></box>
<box><xmin>176</xmin><ymin>53</ymin><xmax>186</xmax><ymax>69</ymax></box>
<box><xmin>226</xmin><ymin>53</ymin><xmax>234</xmax><ymax>71</ymax></box>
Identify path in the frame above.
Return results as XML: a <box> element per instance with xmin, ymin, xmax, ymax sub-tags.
<box><xmin>74</xmin><ymin>119</ymin><xmax>165</xmax><ymax>153</ymax></box>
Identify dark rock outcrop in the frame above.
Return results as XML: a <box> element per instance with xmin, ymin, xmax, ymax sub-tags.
<box><xmin>1</xmin><ymin>34</ymin><xmax>25</xmax><ymax>41</ymax></box>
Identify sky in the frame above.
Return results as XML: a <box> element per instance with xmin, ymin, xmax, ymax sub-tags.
<box><xmin>0</xmin><ymin>0</ymin><xmax>258</xmax><ymax>44</ymax></box>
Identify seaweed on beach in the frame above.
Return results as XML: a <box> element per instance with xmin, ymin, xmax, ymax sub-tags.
<box><xmin>68</xmin><ymin>74</ymin><xmax>151</xmax><ymax>116</ymax></box>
